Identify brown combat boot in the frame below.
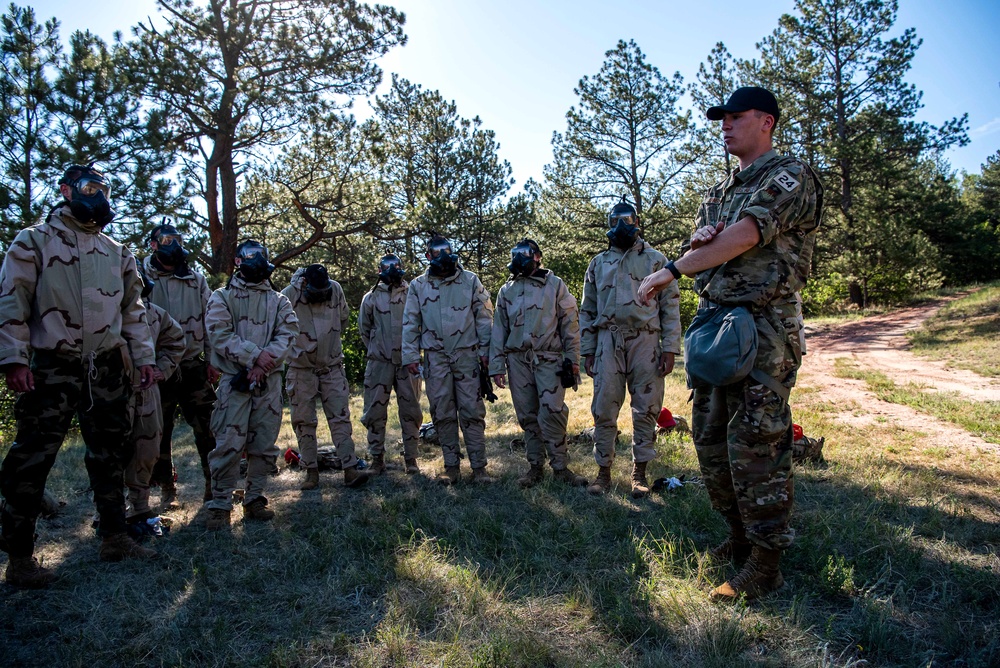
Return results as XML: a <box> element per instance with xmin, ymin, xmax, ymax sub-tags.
<box><xmin>404</xmin><ymin>458</ymin><xmax>420</xmax><ymax>475</ymax></box>
<box><xmin>203</xmin><ymin>478</ymin><xmax>213</xmax><ymax>502</ymax></box>
<box><xmin>518</xmin><ymin>464</ymin><xmax>544</xmax><ymax>488</ymax></box>
<box><xmin>160</xmin><ymin>482</ymin><xmax>180</xmax><ymax>511</ymax></box>
<box><xmin>709</xmin><ymin>516</ymin><xmax>752</xmax><ymax>564</ymax></box>
<box><xmin>370</xmin><ymin>453</ymin><xmax>386</xmax><ymax>475</ymax></box>
<box><xmin>99</xmin><ymin>533</ymin><xmax>158</xmax><ymax>562</ymax></box>
<box><xmin>344</xmin><ymin>465</ymin><xmax>373</xmax><ymax>488</ymax></box>
<box><xmin>5</xmin><ymin>556</ymin><xmax>57</xmax><ymax>588</ymax></box>
<box><xmin>300</xmin><ymin>467</ymin><xmax>320</xmax><ymax>490</ymax></box>
<box><xmin>630</xmin><ymin>461</ymin><xmax>650</xmax><ymax>499</ymax></box>
<box><xmin>587</xmin><ymin>466</ymin><xmax>612</xmax><ymax>495</ymax></box>
<box><xmin>437</xmin><ymin>465</ymin><xmax>461</xmax><ymax>486</ymax></box>
<box><xmin>206</xmin><ymin>508</ymin><xmax>231</xmax><ymax>531</ymax></box>
<box><xmin>471</xmin><ymin>467</ymin><xmax>494</xmax><ymax>484</ymax></box>
<box><xmin>552</xmin><ymin>466</ymin><xmax>588</xmax><ymax>487</ymax></box>
<box><xmin>243</xmin><ymin>497</ymin><xmax>275</xmax><ymax>522</ymax></box>
<box><xmin>710</xmin><ymin>545</ymin><xmax>784</xmax><ymax>602</ymax></box>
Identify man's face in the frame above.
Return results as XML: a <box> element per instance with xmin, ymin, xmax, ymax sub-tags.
<box><xmin>150</xmin><ymin>232</ymin><xmax>183</xmax><ymax>253</ymax></box>
<box><xmin>720</xmin><ymin>110</ymin><xmax>772</xmax><ymax>158</ymax></box>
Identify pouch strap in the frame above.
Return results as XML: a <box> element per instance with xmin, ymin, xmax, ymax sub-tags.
<box><xmin>749</xmin><ymin>368</ymin><xmax>790</xmax><ymax>403</ymax></box>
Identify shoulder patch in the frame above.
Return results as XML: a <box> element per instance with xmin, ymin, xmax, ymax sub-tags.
<box><xmin>773</xmin><ymin>170</ymin><xmax>800</xmax><ymax>192</ymax></box>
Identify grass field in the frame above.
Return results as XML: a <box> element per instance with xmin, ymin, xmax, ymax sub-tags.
<box><xmin>907</xmin><ymin>283</ymin><xmax>1000</xmax><ymax>378</ymax></box>
<box><xmin>1</xmin><ymin>349</ymin><xmax>998</xmax><ymax>666</ymax></box>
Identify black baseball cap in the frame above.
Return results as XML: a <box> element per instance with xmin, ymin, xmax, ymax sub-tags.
<box><xmin>706</xmin><ymin>87</ymin><xmax>780</xmax><ymax>123</ymax></box>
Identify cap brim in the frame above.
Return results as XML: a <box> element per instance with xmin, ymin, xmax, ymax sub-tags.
<box><xmin>706</xmin><ymin>103</ymin><xmax>749</xmax><ymax>120</ymax></box>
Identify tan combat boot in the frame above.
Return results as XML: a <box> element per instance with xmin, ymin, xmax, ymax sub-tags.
<box><xmin>99</xmin><ymin>533</ymin><xmax>158</xmax><ymax>562</ymax></box>
<box><xmin>5</xmin><ymin>556</ymin><xmax>57</xmax><ymax>588</ymax></box>
<box><xmin>300</xmin><ymin>467</ymin><xmax>320</xmax><ymax>490</ymax></box>
<box><xmin>404</xmin><ymin>458</ymin><xmax>420</xmax><ymax>475</ymax></box>
<box><xmin>518</xmin><ymin>464</ymin><xmax>544</xmax><ymax>488</ymax></box>
<box><xmin>587</xmin><ymin>466</ymin><xmax>612</xmax><ymax>495</ymax></box>
<box><xmin>243</xmin><ymin>497</ymin><xmax>275</xmax><ymax>522</ymax></box>
<box><xmin>709</xmin><ymin>516</ymin><xmax>752</xmax><ymax>564</ymax></box>
<box><xmin>710</xmin><ymin>545</ymin><xmax>784</xmax><ymax>602</ymax></box>
<box><xmin>206</xmin><ymin>508</ymin><xmax>231</xmax><ymax>531</ymax></box>
<box><xmin>370</xmin><ymin>454</ymin><xmax>386</xmax><ymax>475</ymax></box>
<box><xmin>552</xmin><ymin>466</ymin><xmax>588</xmax><ymax>487</ymax></box>
<box><xmin>160</xmin><ymin>482</ymin><xmax>180</xmax><ymax>511</ymax></box>
<box><xmin>344</xmin><ymin>465</ymin><xmax>373</xmax><ymax>488</ymax></box>
<box><xmin>630</xmin><ymin>461</ymin><xmax>650</xmax><ymax>499</ymax></box>
<box><xmin>437</xmin><ymin>465</ymin><xmax>461</xmax><ymax>486</ymax></box>
<box><xmin>471</xmin><ymin>467</ymin><xmax>494</xmax><ymax>484</ymax></box>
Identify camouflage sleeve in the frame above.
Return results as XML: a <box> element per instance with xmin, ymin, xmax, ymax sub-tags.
<box><xmin>681</xmin><ymin>200</ymin><xmax>711</xmax><ymax>257</ymax></box>
<box><xmin>206</xmin><ymin>289</ymin><xmax>260</xmax><ymax>368</ymax></box>
<box><xmin>0</xmin><ymin>229</ymin><xmax>38</xmax><ymax>367</ymax></box>
<box><xmin>656</xmin><ymin>279</ymin><xmax>682</xmax><ymax>354</ymax></box>
<box><xmin>401</xmin><ymin>282</ymin><xmax>422</xmax><ymax>367</ymax></box>
<box><xmin>263</xmin><ymin>292</ymin><xmax>299</xmax><ymax>366</ymax></box>
<box><xmin>579</xmin><ymin>258</ymin><xmax>599</xmax><ymax>357</ymax></box>
<box><xmin>120</xmin><ymin>251</ymin><xmax>156</xmax><ymax>367</ymax></box>
<box><xmin>743</xmin><ymin>161</ymin><xmax>815</xmax><ymax>246</ymax></box>
<box><xmin>199</xmin><ymin>272</ymin><xmax>212</xmax><ymax>358</ymax></box>
<box><xmin>471</xmin><ymin>274</ymin><xmax>494</xmax><ymax>351</ymax></box>
<box><xmin>154</xmin><ymin>305</ymin><xmax>186</xmax><ymax>381</ymax></box>
<box><xmin>359</xmin><ymin>291</ymin><xmax>374</xmax><ymax>352</ymax></box>
<box><xmin>488</xmin><ymin>284</ymin><xmax>509</xmax><ymax>376</ymax></box>
<box><xmin>556</xmin><ymin>278</ymin><xmax>581</xmax><ymax>364</ymax></box>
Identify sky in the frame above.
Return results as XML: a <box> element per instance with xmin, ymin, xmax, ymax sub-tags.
<box><xmin>30</xmin><ymin>0</ymin><xmax>1000</xmax><ymax>191</ymax></box>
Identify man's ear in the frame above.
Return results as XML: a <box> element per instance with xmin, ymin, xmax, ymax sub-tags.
<box><xmin>59</xmin><ymin>184</ymin><xmax>73</xmax><ymax>200</ymax></box>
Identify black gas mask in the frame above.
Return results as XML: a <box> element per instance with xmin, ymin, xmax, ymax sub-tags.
<box><xmin>152</xmin><ymin>225</ymin><xmax>189</xmax><ymax>267</ymax></box>
<box><xmin>61</xmin><ymin>164</ymin><xmax>116</xmax><ymax>227</ymax></box>
<box><xmin>606</xmin><ymin>199</ymin><xmax>639</xmax><ymax>250</ymax></box>
<box><xmin>302</xmin><ymin>264</ymin><xmax>333</xmax><ymax>303</ymax></box>
<box><xmin>236</xmin><ymin>241</ymin><xmax>275</xmax><ymax>284</ymax></box>
<box><xmin>378</xmin><ymin>255</ymin><xmax>405</xmax><ymax>287</ymax></box>
<box><xmin>427</xmin><ymin>239</ymin><xmax>459</xmax><ymax>277</ymax></box>
<box><xmin>508</xmin><ymin>240</ymin><xmax>541</xmax><ymax>277</ymax></box>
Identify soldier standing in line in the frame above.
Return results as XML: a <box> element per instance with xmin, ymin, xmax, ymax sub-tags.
<box><xmin>144</xmin><ymin>223</ymin><xmax>220</xmax><ymax>506</ymax></box>
<box><xmin>581</xmin><ymin>198</ymin><xmax>682</xmax><ymax>498</ymax></box>
<box><xmin>489</xmin><ymin>239</ymin><xmax>588</xmax><ymax>488</ymax></box>
<box><xmin>359</xmin><ymin>254</ymin><xmax>423</xmax><ymax>475</ymax></box>
<box><xmin>125</xmin><ymin>268</ymin><xmax>186</xmax><ymax>525</ymax></box>
<box><xmin>204</xmin><ymin>240</ymin><xmax>298</xmax><ymax>530</ymax></box>
<box><xmin>402</xmin><ymin>235</ymin><xmax>494</xmax><ymax>485</ymax></box>
<box><xmin>638</xmin><ymin>87</ymin><xmax>823</xmax><ymax>601</ymax></box>
<box><xmin>282</xmin><ymin>264</ymin><xmax>372</xmax><ymax>490</ymax></box>
<box><xmin>0</xmin><ymin>163</ymin><xmax>159</xmax><ymax>588</ymax></box>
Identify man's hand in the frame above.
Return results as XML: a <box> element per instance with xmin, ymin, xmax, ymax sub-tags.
<box><xmin>248</xmin><ymin>366</ymin><xmax>267</xmax><ymax>385</ymax></box>
<box><xmin>151</xmin><ymin>367</ymin><xmax>166</xmax><ymax>383</ymax></box>
<box><xmin>4</xmin><ymin>364</ymin><xmax>34</xmax><ymax>393</ymax></box>
<box><xmin>254</xmin><ymin>350</ymin><xmax>276</xmax><ymax>372</ymax></box>
<box><xmin>584</xmin><ymin>355</ymin><xmax>596</xmax><ymax>378</ymax></box>
<box><xmin>637</xmin><ymin>269</ymin><xmax>675</xmax><ymax>306</ymax></box>
<box><xmin>690</xmin><ymin>221</ymin><xmax>725</xmax><ymax>250</ymax></box>
<box><xmin>406</xmin><ymin>363</ymin><xmax>421</xmax><ymax>376</ymax></box>
<box><xmin>206</xmin><ymin>363</ymin><xmax>221</xmax><ymax>384</ymax></box>
<box><xmin>479</xmin><ymin>355</ymin><xmax>489</xmax><ymax>366</ymax></box>
<box><xmin>139</xmin><ymin>365</ymin><xmax>156</xmax><ymax>390</ymax></box>
<box><xmin>657</xmin><ymin>352</ymin><xmax>675</xmax><ymax>377</ymax></box>
<box><xmin>492</xmin><ymin>374</ymin><xmax>506</xmax><ymax>389</ymax></box>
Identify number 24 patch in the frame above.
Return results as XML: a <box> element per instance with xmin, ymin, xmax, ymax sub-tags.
<box><xmin>773</xmin><ymin>170</ymin><xmax>800</xmax><ymax>192</ymax></box>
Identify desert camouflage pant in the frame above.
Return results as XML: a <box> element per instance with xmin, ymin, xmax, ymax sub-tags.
<box><xmin>154</xmin><ymin>358</ymin><xmax>217</xmax><ymax>486</ymax></box>
<box><xmin>691</xmin><ymin>309</ymin><xmax>799</xmax><ymax>551</ymax></box>
<box><xmin>206</xmin><ymin>372</ymin><xmax>282</xmax><ymax>511</ymax></box>
<box><xmin>424</xmin><ymin>350</ymin><xmax>487</xmax><ymax>469</ymax></box>
<box><xmin>1</xmin><ymin>349</ymin><xmax>132</xmax><ymax>557</ymax></box>
<box><xmin>286</xmin><ymin>364</ymin><xmax>358</xmax><ymax>470</ymax></box>
<box><xmin>360</xmin><ymin>359</ymin><xmax>422</xmax><ymax>460</ymax></box>
<box><xmin>591</xmin><ymin>328</ymin><xmax>664</xmax><ymax>466</ymax></box>
<box><xmin>125</xmin><ymin>384</ymin><xmax>163</xmax><ymax>519</ymax></box>
<box><xmin>506</xmin><ymin>352</ymin><xmax>571</xmax><ymax>470</ymax></box>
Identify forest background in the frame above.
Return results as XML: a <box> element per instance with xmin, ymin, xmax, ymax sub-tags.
<box><xmin>2</xmin><ymin>0</ymin><xmax>999</xmax><ymax>391</ymax></box>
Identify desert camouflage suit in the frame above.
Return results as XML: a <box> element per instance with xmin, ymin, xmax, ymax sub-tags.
<box><xmin>489</xmin><ymin>269</ymin><xmax>580</xmax><ymax>470</ymax></box>
<box><xmin>581</xmin><ymin>237</ymin><xmax>682</xmax><ymax>467</ymax></box>
<box><xmin>0</xmin><ymin>205</ymin><xmax>155</xmax><ymax>557</ymax></box>
<box><xmin>205</xmin><ymin>275</ymin><xmax>297</xmax><ymax>512</ymax></box>
<box><xmin>359</xmin><ymin>280</ymin><xmax>422</xmax><ymax>461</ymax></box>
<box><xmin>125</xmin><ymin>302</ymin><xmax>184</xmax><ymax>519</ymax></box>
<box><xmin>281</xmin><ymin>269</ymin><xmax>359</xmax><ymax>470</ymax></box>
<box><xmin>143</xmin><ymin>255</ymin><xmax>217</xmax><ymax>486</ymax></box>
<box><xmin>687</xmin><ymin>149</ymin><xmax>822</xmax><ymax>551</ymax></box>
<box><xmin>402</xmin><ymin>267</ymin><xmax>493</xmax><ymax>469</ymax></box>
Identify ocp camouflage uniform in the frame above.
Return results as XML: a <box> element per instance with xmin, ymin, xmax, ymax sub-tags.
<box><xmin>402</xmin><ymin>267</ymin><xmax>493</xmax><ymax>470</ymax></box>
<box><xmin>490</xmin><ymin>270</ymin><xmax>580</xmax><ymax>470</ymax></box>
<box><xmin>125</xmin><ymin>302</ymin><xmax>185</xmax><ymax>520</ymax></box>
<box><xmin>359</xmin><ymin>280</ymin><xmax>422</xmax><ymax>461</ymax></box>
<box><xmin>688</xmin><ymin>149</ymin><xmax>821</xmax><ymax>551</ymax></box>
<box><xmin>581</xmin><ymin>237</ymin><xmax>681</xmax><ymax>466</ymax></box>
<box><xmin>0</xmin><ymin>205</ymin><xmax>155</xmax><ymax>557</ymax></box>
<box><xmin>281</xmin><ymin>268</ymin><xmax>359</xmax><ymax>470</ymax></box>
<box><xmin>143</xmin><ymin>256</ymin><xmax>217</xmax><ymax>489</ymax></box>
<box><xmin>205</xmin><ymin>275</ymin><xmax>297</xmax><ymax>512</ymax></box>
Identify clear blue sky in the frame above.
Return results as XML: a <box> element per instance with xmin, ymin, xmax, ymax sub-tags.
<box><xmin>31</xmin><ymin>0</ymin><xmax>1000</xmax><ymax>190</ymax></box>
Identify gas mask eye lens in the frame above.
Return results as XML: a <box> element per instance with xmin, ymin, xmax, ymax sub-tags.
<box><xmin>76</xmin><ymin>178</ymin><xmax>110</xmax><ymax>198</ymax></box>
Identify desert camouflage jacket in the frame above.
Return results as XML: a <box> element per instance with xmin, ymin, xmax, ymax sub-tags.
<box><xmin>489</xmin><ymin>269</ymin><xmax>580</xmax><ymax>376</ymax></box>
<box><xmin>206</xmin><ymin>275</ymin><xmax>298</xmax><ymax>377</ymax></box>
<box><xmin>281</xmin><ymin>267</ymin><xmax>349</xmax><ymax>369</ymax></box>
<box><xmin>359</xmin><ymin>280</ymin><xmax>409</xmax><ymax>365</ymax></box>
<box><xmin>401</xmin><ymin>267</ymin><xmax>493</xmax><ymax>366</ymax></box>
<box><xmin>0</xmin><ymin>205</ymin><xmax>154</xmax><ymax>367</ymax></box>
<box><xmin>580</xmin><ymin>237</ymin><xmax>681</xmax><ymax>357</ymax></box>
<box><xmin>139</xmin><ymin>302</ymin><xmax>185</xmax><ymax>383</ymax></box>
<box><xmin>143</xmin><ymin>255</ymin><xmax>213</xmax><ymax>363</ymax></box>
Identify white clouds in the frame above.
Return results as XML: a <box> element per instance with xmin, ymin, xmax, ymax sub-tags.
<box><xmin>970</xmin><ymin>117</ymin><xmax>1000</xmax><ymax>139</ymax></box>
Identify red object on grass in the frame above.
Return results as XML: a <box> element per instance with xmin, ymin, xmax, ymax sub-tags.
<box><xmin>793</xmin><ymin>424</ymin><xmax>804</xmax><ymax>441</ymax></box>
<box><xmin>657</xmin><ymin>408</ymin><xmax>677</xmax><ymax>429</ymax></box>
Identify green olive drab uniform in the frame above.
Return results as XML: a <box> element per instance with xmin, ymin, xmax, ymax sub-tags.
<box><xmin>688</xmin><ymin>149</ymin><xmax>822</xmax><ymax>551</ymax></box>
<box><xmin>205</xmin><ymin>275</ymin><xmax>298</xmax><ymax>512</ymax></box>
<box><xmin>281</xmin><ymin>269</ymin><xmax>359</xmax><ymax>470</ymax></box>
<box><xmin>359</xmin><ymin>280</ymin><xmax>422</xmax><ymax>461</ymax></box>
<box><xmin>489</xmin><ymin>270</ymin><xmax>580</xmax><ymax>470</ymax></box>
<box><xmin>402</xmin><ymin>268</ymin><xmax>493</xmax><ymax>469</ymax></box>
<box><xmin>0</xmin><ymin>205</ymin><xmax>155</xmax><ymax>557</ymax></box>
<box><xmin>581</xmin><ymin>237</ymin><xmax>681</xmax><ymax>466</ymax></box>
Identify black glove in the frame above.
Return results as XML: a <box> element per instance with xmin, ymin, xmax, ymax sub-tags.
<box><xmin>479</xmin><ymin>361</ymin><xmax>498</xmax><ymax>403</ymax></box>
<box><xmin>559</xmin><ymin>358</ymin><xmax>577</xmax><ymax>389</ymax></box>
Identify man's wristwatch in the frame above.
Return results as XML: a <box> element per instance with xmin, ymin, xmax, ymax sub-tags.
<box><xmin>666</xmin><ymin>260</ymin><xmax>682</xmax><ymax>280</ymax></box>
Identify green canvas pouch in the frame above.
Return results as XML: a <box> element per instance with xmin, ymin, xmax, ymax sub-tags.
<box><xmin>684</xmin><ymin>305</ymin><xmax>758</xmax><ymax>389</ymax></box>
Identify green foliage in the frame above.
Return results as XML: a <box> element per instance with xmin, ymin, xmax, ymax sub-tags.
<box><xmin>801</xmin><ymin>272</ymin><xmax>851</xmax><ymax>314</ymax></box>
<box><xmin>342</xmin><ymin>308</ymin><xmax>366</xmax><ymax>387</ymax></box>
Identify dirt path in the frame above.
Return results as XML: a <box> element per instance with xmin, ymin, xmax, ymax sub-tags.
<box><xmin>798</xmin><ymin>295</ymin><xmax>999</xmax><ymax>453</ymax></box>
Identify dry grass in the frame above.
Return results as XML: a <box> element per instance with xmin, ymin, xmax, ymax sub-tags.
<box><xmin>907</xmin><ymin>283</ymin><xmax>1000</xmax><ymax>377</ymax></box>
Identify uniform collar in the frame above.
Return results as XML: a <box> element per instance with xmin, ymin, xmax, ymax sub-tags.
<box><xmin>733</xmin><ymin>149</ymin><xmax>779</xmax><ymax>185</ymax></box>
<box><xmin>51</xmin><ymin>205</ymin><xmax>104</xmax><ymax>236</ymax></box>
